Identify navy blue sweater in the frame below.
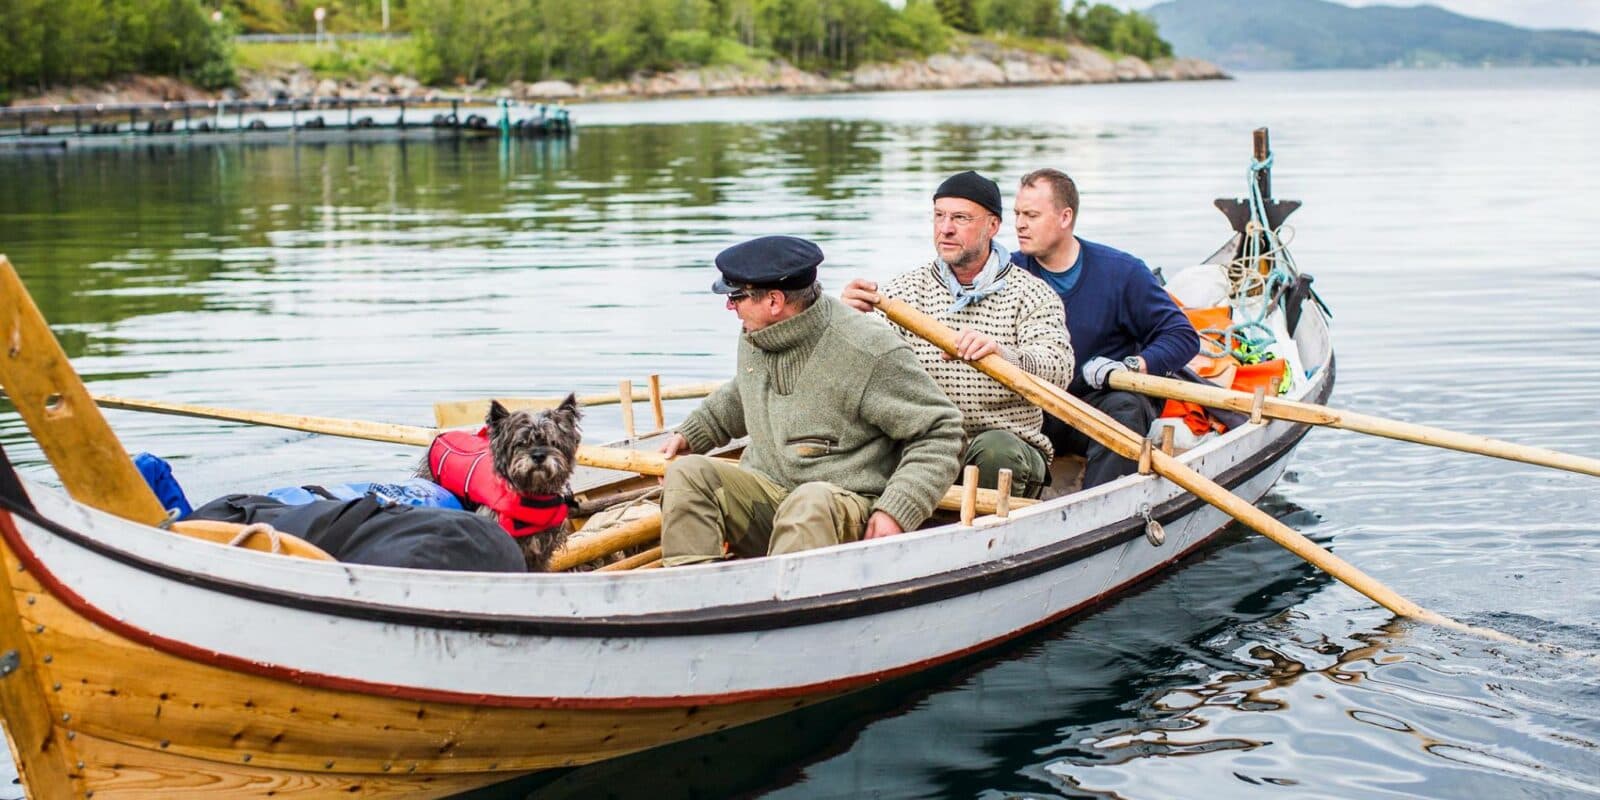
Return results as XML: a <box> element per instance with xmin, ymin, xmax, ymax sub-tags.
<box><xmin>1013</xmin><ymin>238</ymin><xmax>1199</xmax><ymax>397</ymax></box>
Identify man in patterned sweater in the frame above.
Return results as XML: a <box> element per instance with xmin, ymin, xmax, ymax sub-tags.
<box><xmin>842</xmin><ymin>171</ymin><xmax>1073</xmax><ymax>498</ymax></box>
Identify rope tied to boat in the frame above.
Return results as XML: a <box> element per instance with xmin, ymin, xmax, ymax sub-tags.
<box><xmin>227</xmin><ymin>522</ymin><xmax>285</xmax><ymax>554</ymax></box>
<box><xmin>1210</xmin><ymin>153</ymin><xmax>1303</xmax><ymax>362</ymax></box>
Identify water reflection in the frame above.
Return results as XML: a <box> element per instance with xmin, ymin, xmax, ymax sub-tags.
<box><xmin>1</xmin><ymin>71</ymin><xmax>1597</xmax><ymax>799</ymax></box>
<box><xmin>462</xmin><ymin>519</ymin><xmax>1333</xmax><ymax>800</ymax></box>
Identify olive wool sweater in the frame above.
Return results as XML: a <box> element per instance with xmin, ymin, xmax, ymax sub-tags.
<box><xmin>677</xmin><ymin>294</ymin><xmax>964</xmax><ymax>531</ymax></box>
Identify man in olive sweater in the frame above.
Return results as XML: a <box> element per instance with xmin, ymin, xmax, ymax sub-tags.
<box><xmin>658</xmin><ymin>236</ymin><xmax>964</xmax><ymax>567</ymax></box>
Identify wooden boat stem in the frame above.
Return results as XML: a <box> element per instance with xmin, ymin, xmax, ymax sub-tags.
<box><xmin>0</xmin><ymin>259</ymin><xmax>170</xmax><ymax>525</ymax></box>
<box><xmin>874</xmin><ymin>296</ymin><xmax>1514</xmax><ymax>643</ymax></box>
<box><xmin>1108</xmin><ymin>371</ymin><xmax>1600</xmax><ymax>479</ymax></box>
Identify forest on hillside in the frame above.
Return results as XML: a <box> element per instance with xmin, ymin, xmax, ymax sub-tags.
<box><xmin>1</xmin><ymin>0</ymin><xmax>1173</xmax><ymax>101</ymax></box>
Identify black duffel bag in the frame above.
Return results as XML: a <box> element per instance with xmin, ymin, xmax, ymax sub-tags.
<box><xmin>188</xmin><ymin>494</ymin><xmax>526</xmax><ymax>573</ymax></box>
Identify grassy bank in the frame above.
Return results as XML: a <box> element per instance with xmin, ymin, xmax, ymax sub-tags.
<box><xmin>234</xmin><ymin>39</ymin><xmax>423</xmax><ymax>81</ymax></box>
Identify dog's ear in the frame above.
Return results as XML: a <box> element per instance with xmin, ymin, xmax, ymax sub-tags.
<box><xmin>486</xmin><ymin>399</ymin><xmax>510</xmax><ymax>428</ymax></box>
<box><xmin>557</xmin><ymin>392</ymin><xmax>582</xmax><ymax>420</ymax></box>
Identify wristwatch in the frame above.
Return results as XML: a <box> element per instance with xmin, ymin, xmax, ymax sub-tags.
<box><xmin>1122</xmin><ymin>355</ymin><xmax>1144</xmax><ymax>373</ymax></box>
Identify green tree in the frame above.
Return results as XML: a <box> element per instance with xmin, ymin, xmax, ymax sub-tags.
<box><xmin>1</xmin><ymin>0</ymin><xmax>233</xmax><ymax>97</ymax></box>
<box><xmin>980</xmin><ymin>0</ymin><xmax>1061</xmax><ymax>38</ymax></box>
<box><xmin>933</xmin><ymin>0</ymin><xmax>978</xmax><ymax>34</ymax></box>
<box><xmin>1109</xmin><ymin>11</ymin><xmax>1172</xmax><ymax>59</ymax></box>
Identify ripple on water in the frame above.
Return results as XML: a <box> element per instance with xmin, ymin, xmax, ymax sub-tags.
<box><xmin>2</xmin><ymin>70</ymin><xmax>1599</xmax><ymax>800</ymax></box>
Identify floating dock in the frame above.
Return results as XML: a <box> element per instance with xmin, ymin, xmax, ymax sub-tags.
<box><xmin>0</xmin><ymin>96</ymin><xmax>572</xmax><ymax>151</ymax></box>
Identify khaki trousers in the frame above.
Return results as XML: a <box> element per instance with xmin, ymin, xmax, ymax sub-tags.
<box><xmin>661</xmin><ymin>455</ymin><xmax>871</xmax><ymax>567</ymax></box>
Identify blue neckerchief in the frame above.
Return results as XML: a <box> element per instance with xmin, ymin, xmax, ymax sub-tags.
<box><xmin>936</xmin><ymin>241</ymin><xmax>1009</xmax><ymax>313</ymax></box>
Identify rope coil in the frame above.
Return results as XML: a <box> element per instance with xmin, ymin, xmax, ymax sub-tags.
<box><xmin>226</xmin><ymin>522</ymin><xmax>285</xmax><ymax>554</ymax></box>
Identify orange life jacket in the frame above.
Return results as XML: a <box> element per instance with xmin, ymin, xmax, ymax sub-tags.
<box><xmin>1232</xmin><ymin>359</ymin><xmax>1288</xmax><ymax>397</ymax></box>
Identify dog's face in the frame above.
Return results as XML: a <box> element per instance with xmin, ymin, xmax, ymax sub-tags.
<box><xmin>486</xmin><ymin>395</ymin><xmax>582</xmax><ymax>496</ymax></box>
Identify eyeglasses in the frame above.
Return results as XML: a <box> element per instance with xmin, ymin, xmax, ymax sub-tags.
<box><xmin>933</xmin><ymin>211</ymin><xmax>989</xmax><ymax>228</ymax></box>
<box><xmin>727</xmin><ymin>289</ymin><xmax>753</xmax><ymax>302</ymax></box>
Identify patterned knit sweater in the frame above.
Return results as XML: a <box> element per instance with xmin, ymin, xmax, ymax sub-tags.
<box><xmin>879</xmin><ymin>261</ymin><xmax>1073</xmax><ymax>460</ymax></box>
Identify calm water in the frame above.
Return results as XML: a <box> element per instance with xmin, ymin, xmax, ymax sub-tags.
<box><xmin>2</xmin><ymin>68</ymin><xmax>1598</xmax><ymax>798</ymax></box>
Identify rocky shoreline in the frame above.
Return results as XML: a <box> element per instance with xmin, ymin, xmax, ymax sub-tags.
<box><xmin>14</xmin><ymin>44</ymin><xmax>1226</xmax><ymax>108</ymax></box>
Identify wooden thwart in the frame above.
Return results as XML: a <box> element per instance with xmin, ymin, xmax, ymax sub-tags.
<box><xmin>1107</xmin><ymin>371</ymin><xmax>1600</xmax><ymax>479</ymax></box>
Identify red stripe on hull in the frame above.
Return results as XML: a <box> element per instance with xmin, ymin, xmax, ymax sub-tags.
<box><xmin>0</xmin><ymin>504</ymin><xmax>1228</xmax><ymax>710</ymax></box>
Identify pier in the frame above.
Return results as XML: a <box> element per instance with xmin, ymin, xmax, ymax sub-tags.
<box><xmin>0</xmin><ymin>96</ymin><xmax>572</xmax><ymax>151</ymax></box>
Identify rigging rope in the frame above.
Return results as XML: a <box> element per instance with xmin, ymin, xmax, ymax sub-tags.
<box><xmin>1208</xmin><ymin>153</ymin><xmax>1302</xmax><ymax>363</ymax></box>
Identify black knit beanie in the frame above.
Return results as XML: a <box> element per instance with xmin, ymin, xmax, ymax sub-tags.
<box><xmin>933</xmin><ymin>170</ymin><xmax>1002</xmax><ymax>217</ymax></box>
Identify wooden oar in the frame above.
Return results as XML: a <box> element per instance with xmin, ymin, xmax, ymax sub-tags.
<box><xmin>1107</xmin><ymin>371</ymin><xmax>1600</xmax><ymax>478</ymax></box>
<box><xmin>85</xmin><ymin>395</ymin><xmax>1030</xmax><ymax>515</ymax></box>
<box><xmin>873</xmin><ymin>296</ymin><xmax>1512</xmax><ymax>643</ymax></box>
<box><xmin>433</xmin><ymin>382</ymin><xmax>723</xmax><ymax>429</ymax></box>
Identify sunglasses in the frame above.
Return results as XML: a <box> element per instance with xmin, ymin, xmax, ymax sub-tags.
<box><xmin>727</xmin><ymin>288</ymin><xmax>759</xmax><ymax>302</ymax></box>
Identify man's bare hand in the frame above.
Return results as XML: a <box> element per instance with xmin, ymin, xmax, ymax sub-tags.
<box><xmin>659</xmin><ymin>433</ymin><xmax>688</xmax><ymax>459</ymax></box>
<box><xmin>841</xmin><ymin>278</ymin><xmax>880</xmax><ymax>313</ymax></box>
<box><xmin>863</xmin><ymin>510</ymin><xmax>905</xmax><ymax>540</ymax></box>
<box><xmin>943</xmin><ymin>328</ymin><xmax>1001</xmax><ymax>361</ymax></box>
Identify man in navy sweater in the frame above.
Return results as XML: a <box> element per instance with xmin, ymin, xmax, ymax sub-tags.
<box><xmin>1011</xmin><ymin>168</ymin><xmax>1200</xmax><ymax>488</ymax></box>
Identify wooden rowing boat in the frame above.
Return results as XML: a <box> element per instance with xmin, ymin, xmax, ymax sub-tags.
<box><xmin>0</xmin><ymin>179</ymin><xmax>1332</xmax><ymax>799</ymax></box>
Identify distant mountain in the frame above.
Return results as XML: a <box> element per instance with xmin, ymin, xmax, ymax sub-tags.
<box><xmin>1146</xmin><ymin>0</ymin><xmax>1600</xmax><ymax>69</ymax></box>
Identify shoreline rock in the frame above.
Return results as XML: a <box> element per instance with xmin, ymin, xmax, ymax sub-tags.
<box><xmin>9</xmin><ymin>46</ymin><xmax>1227</xmax><ymax>108</ymax></box>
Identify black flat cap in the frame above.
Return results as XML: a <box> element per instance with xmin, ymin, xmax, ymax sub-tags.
<box><xmin>934</xmin><ymin>170</ymin><xmax>1002</xmax><ymax>218</ymax></box>
<box><xmin>712</xmin><ymin>235</ymin><xmax>824</xmax><ymax>294</ymax></box>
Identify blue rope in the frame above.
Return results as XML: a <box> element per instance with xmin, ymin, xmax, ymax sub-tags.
<box><xmin>1219</xmin><ymin>152</ymin><xmax>1300</xmax><ymax>361</ymax></box>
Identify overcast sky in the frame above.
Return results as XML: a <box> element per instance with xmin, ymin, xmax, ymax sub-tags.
<box><xmin>1113</xmin><ymin>0</ymin><xmax>1600</xmax><ymax>33</ymax></box>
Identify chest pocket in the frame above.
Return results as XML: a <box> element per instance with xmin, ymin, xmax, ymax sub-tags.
<box><xmin>787</xmin><ymin>436</ymin><xmax>836</xmax><ymax>458</ymax></box>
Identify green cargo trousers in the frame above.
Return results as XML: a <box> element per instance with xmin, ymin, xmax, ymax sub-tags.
<box><xmin>661</xmin><ymin>454</ymin><xmax>872</xmax><ymax>567</ymax></box>
<box><xmin>963</xmin><ymin>429</ymin><xmax>1047</xmax><ymax>498</ymax></box>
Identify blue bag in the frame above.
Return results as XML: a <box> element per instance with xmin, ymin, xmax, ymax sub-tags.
<box><xmin>266</xmin><ymin>478</ymin><xmax>463</xmax><ymax>510</ymax></box>
<box><xmin>133</xmin><ymin>452</ymin><xmax>193</xmax><ymax>519</ymax></box>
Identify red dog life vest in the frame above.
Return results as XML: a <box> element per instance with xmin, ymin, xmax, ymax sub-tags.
<box><xmin>427</xmin><ymin>428</ymin><xmax>568</xmax><ymax>538</ymax></box>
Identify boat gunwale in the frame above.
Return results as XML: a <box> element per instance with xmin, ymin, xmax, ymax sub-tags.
<box><xmin>0</xmin><ymin>356</ymin><xmax>1332</xmax><ymax>640</ymax></box>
